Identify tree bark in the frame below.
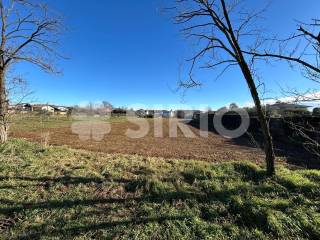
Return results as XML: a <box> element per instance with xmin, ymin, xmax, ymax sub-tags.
<box><xmin>0</xmin><ymin>1</ymin><xmax>7</xmax><ymax>144</ymax></box>
<box><xmin>0</xmin><ymin>69</ymin><xmax>8</xmax><ymax>144</ymax></box>
<box><xmin>0</xmin><ymin>124</ymin><xmax>7</xmax><ymax>143</ymax></box>
<box><xmin>240</xmin><ymin>61</ymin><xmax>276</xmax><ymax>176</ymax></box>
<box><xmin>216</xmin><ymin>0</ymin><xmax>276</xmax><ymax>175</ymax></box>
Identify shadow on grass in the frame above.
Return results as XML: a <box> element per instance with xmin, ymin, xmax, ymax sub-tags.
<box><xmin>1</xmin><ymin>165</ymin><xmax>319</xmax><ymax>239</ymax></box>
<box><xmin>15</xmin><ymin>215</ymin><xmax>191</xmax><ymax>240</ymax></box>
<box><xmin>0</xmin><ymin>175</ymin><xmax>132</xmax><ymax>190</ymax></box>
<box><xmin>0</xmin><ymin>175</ymin><xmax>104</xmax><ymax>185</ymax></box>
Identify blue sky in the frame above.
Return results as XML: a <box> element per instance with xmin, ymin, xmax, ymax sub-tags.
<box><xmin>15</xmin><ymin>0</ymin><xmax>320</xmax><ymax>109</ymax></box>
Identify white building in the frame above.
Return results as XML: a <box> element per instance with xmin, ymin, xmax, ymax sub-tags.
<box><xmin>33</xmin><ymin>104</ymin><xmax>55</xmax><ymax>113</ymax></box>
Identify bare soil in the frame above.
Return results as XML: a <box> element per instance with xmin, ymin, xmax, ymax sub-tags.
<box><xmin>9</xmin><ymin>116</ymin><xmax>266</xmax><ymax>163</ymax></box>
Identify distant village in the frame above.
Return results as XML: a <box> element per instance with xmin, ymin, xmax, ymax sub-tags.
<box><xmin>8</xmin><ymin>101</ymin><xmax>318</xmax><ymax>119</ymax></box>
<box><xmin>8</xmin><ymin>103</ymin><xmax>200</xmax><ymax>119</ymax></box>
<box><xmin>9</xmin><ymin>103</ymin><xmax>72</xmax><ymax>115</ymax></box>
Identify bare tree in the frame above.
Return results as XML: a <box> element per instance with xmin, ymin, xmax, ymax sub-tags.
<box><xmin>285</xmin><ymin>118</ymin><xmax>320</xmax><ymax>159</ymax></box>
<box><xmin>244</xmin><ymin>19</ymin><xmax>320</xmax><ymax>81</ymax></box>
<box><xmin>277</xmin><ymin>88</ymin><xmax>320</xmax><ymax>159</ymax></box>
<box><xmin>173</xmin><ymin>0</ymin><xmax>276</xmax><ymax>175</ymax></box>
<box><xmin>0</xmin><ymin>0</ymin><xmax>63</xmax><ymax>143</ymax></box>
<box><xmin>252</xmin><ymin>19</ymin><xmax>320</xmax><ymax>159</ymax></box>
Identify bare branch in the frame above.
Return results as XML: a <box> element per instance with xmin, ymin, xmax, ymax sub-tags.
<box><xmin>0</xmin><ymin>0</ymin><xmax>64</xmax><ymax>143</ymax></box>
<box><xmin>242</xmin><ymin>50</ymin><xmax>320</xmax><ymax>74</ymax></box>
<box><xmin>172</xmin><ymin>0</ymin><xmax>277</xmax><ymax>175</ymax></box>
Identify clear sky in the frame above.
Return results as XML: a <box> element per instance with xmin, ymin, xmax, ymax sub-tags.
<box><xmin>15</xmin><ymin>0</ymin><xmax>320</xmax><ymax>109</ymax></box>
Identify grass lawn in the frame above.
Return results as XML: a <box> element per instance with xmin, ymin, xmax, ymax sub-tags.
<box><xmin>0</xmin><ymin>139</ymin><xmax>319</xmax><ymax>239</ymax></box>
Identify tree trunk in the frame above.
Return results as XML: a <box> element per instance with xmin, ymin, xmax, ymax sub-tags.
<box><xmin>217</xmin><ymin>0</ymin><xmax>276</xmax><ymax>176</ymax></box>
<box><xmin>0</xmin><ymin>123</ymin><xmax>7</xmax><ymax>143</ymax></box>
<box><xmin>0</xmin><ymin>69</ymin><xmax>8</xmax><ymax>144</ymax></box>
<box><xmin>240</xmin><ymin>62</ymin><xmax>276</xmax><ymax>176</ymax></box>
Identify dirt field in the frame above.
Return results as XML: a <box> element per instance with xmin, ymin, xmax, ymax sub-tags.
<box><xmin>9</xmin><ymin>115</ymin><xmax>265</xmax><ymax>163</ymax></box>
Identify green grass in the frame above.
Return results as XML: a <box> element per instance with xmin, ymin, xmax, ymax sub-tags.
<box><xmin>0</xmin><ymin>139</ymin><xmax>319</xmax><ymax>239</ymax></box>
<box><xmin>9</xmin><ymin>115</ymin><xmax>73</xmax><ymax>131</ymax></box>
<box><xmin>9</xmin><ymin>114</ymin><xmax>128</xmax><ymax>132</ymax></box>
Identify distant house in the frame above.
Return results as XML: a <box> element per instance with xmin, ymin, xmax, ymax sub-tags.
<box><xmin>53</xmin><ymin>106</ymin><xmax>70</xmax><ymax>115</ymax></box>
<box><xmin>135</xmin><ymin>109</ymin><xmax>146</xmax><ymax>118</ymax></box>
<box><xmin>162</xmin><ymin>110</ymin><xmax>170</xmax><ymax>118</ymax></box>
<box><xmin>33</xmin><ymin>104</ymin><xmax>55</xmax><ymax>114</ymax></box>
<box><xmin>9</xmin><ymin>103</ymin><xmax>33</xmax><ymax>113</ymax></box>
<box><xmin>176</xmin><ymin>110</ymin><xmax>200</xmax><ymax>119</ymax></box>
<box><xmin>153</xmin><ymin>110</ymin><xmax>162</xmax><ymax>118</ymax></box>
<box><xmin>145</xmin><ymin>110</ymin><xmax>155</xmax><ymax>118</ymax></box>
<box><xmin>266</xmin><ymin>102</ymin><xmax>311</xmax><ymax>117</ymax></box>
<box><xmin>153</xmin><ymin>110</ymin><xmax>171</xmax><ymax>118</ymax></box>
<box><xmin>8</xmin><ymin>103</ymin><xmax>72</xmax><ymax>115</ymax></box>
<box><xmin>136</xmin><ymin>109</ymin><xmax>172</xmax><ymax>118</ymax></box>
<box><xmin>169</xmin><ymin>110</ymin><xmax>176</xmax><ymax>118</ymax></box>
